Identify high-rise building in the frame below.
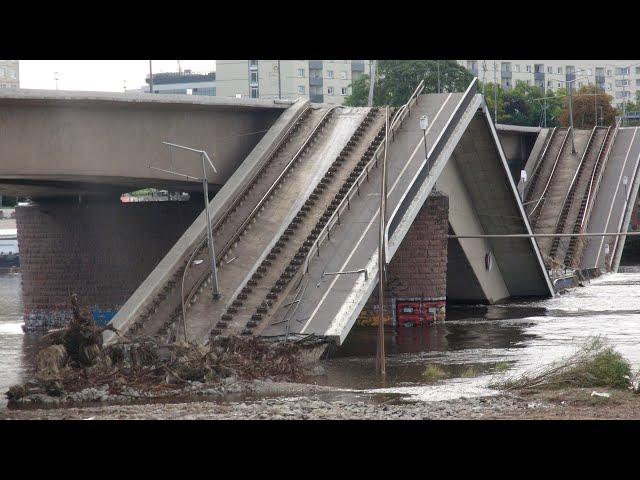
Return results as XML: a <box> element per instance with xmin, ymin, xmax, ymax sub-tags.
<box><xmin>459</xmin><ymin>60</ymin><xmax>640</xmax><ymax>111</ymax></box>
<box><xmin>0</xmin><ymin>60</ymin><xmax>19</xmax><ymax>89</ymax></box>
<box><xmin>216</xmin><ymin>60</ymin><xmax>370</xmax><ymax>105</ymax></box>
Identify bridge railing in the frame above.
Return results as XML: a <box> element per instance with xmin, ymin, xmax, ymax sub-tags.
<box><xmin>386</xmin><ymin>77</ymin><xmax>478</xmax><ymax>243</ymax></box>
<box><xmin>301</xmin><ymin>80</ymin><xmax>426</xmax><ymax>275</ymax></box>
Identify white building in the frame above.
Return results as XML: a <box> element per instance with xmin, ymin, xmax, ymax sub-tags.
<box><xmin>0</xmin><ymin>60</ymin><xmax>19</xmax><ymax>89</ymax></box>
<box><xmin>216</xmin><ymin>60</ymin><xmax>370</xmax><ymax>105</ymax></box>
<box><xmin>460</xmin><ymin>60</ymin><xmax>640</xmax><ymax>111</ymax></box>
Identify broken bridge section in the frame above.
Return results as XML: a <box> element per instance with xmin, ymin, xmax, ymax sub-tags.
<box><xmin>265</xmin><ymin>79</ymin><xmax>553</xmax><ymax>344</ymax></box>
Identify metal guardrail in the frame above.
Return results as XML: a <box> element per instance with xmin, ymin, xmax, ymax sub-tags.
<box><xmin>525</xmin><ymin>127</ymin><xmax>557</xmax><ymax>201</ymax></box>
<box><xmin>529</xmin><ymin>126</ymin><xmax>572</xmax><ymax>222</ymax></box>
<box><xmin>386</xmin><ymin>77</ymin><xmax>478</xmax><ymax>242</ymax></box>
<box><xmin>301</xmin><ymin>80</ymin><xmax>426</xmax><ymax>275</ymax></box>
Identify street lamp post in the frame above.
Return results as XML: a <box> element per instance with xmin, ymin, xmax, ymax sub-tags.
<box><xmin>153</xmin><ymin>142</ymin><xmax>221</xmax><ymax>300</ymax></box>
<box><xmin>420</xmin><ymin>114</ymin><xmax>429</xmax><ymax>167</ymax></box>
<box><xmin>568</xmin><ymin>82</ymin><xmax>576</xmax><ymax>153</ymax></box>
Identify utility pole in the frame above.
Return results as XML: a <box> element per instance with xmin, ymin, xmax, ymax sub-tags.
<box><xmin>368</xmin><ymin>60</ymin><xmax>377</xmax><ymax>107</ymax></box>
<box><xmin>437</xmin><ymin>60</ymin><xmax>441</xmax><ymax>93</ymax></box>
<box><xmin>482</xmin><ymin>61</ymin><xmax>487</xmax><ymax>97</ymax></box>
<box><xmin>594</xmin><ymin>64</ymin><xmax>598</xmax><ymax>127</ymax></box>
<box><xmin>568</xmin><ymin>80</ymin><xmax>576</xmax><ymax>153</ymax></box>
<box><xmin>277</xmin><ymin>60</ymin><xmax>282</xmax><ymax>100</ymax></box>
<box><xmin>376</xmin><ymin>106</ymin><xmax>389</xmax><ymax>376</ymax></box>
<box><xmin>149</xmin><ymin>60</ymin><xmax>154</xmax><ymax>93</ymax></box>
<box><xmin>493</xmin><ymin>60</ymin><xmax>498</xmax><ymax>123</ymax></box>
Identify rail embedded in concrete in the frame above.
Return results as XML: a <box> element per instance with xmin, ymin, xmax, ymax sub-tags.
<box><xmin>528</xmin><ymin>127</ymin><xmax>572</xmax><ymax>228</ymax></box>
<box><xmin>177</xmin><ymin>104</ymin><xmax>330</xmax><ymax>331</ymax></box>
<box><xmin>300</xmin><ymin>81</ymin><xmax>425</xmax><ymax>276</ymax></box>
<box><xmin>563</xmin><ymin>125</ymin><xmax>614</xmax><ymax>267</ymax></box>
<box><xmin>104</xmin><ymin>98</ymin><xmax>310</xmax><ymax>344</ymax></box>
<box><xmin>180</xmin><ymin>106</ymin><xmax>339</xmax><ymax>335</ymax></box>
<box><xmin>549</xmin><ymin>126</ymin><xmax>599</xmax><ymax>260</ymax></box>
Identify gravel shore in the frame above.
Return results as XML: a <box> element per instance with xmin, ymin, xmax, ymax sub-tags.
<box><xmin>3</xmin><ymin>379</ymin><xmax>639</xmax><ymax>420</ymax></box>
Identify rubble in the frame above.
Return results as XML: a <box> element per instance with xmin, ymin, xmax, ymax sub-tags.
<box><xmin>6</xmin><ymin>294</ymin><xmax>309</xmax><ymax>407</ymax></box>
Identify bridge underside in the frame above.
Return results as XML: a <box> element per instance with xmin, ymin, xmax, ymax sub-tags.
<box><xmin>0</xmin><ymin>89</ymin><xmax>287</xmax><ymax>199</ymax></box>
<box><xmin>442</xmin><ymin>109</ymin><xmax>552</xmax><ymax>303</ymax></box>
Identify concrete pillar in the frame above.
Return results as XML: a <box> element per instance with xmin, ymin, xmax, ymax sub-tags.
<box><xmin>357</xmin><ymin>192</ymin><xmax>449</xmax><ymax>327</ymax></box>
<box><xmin>16</xmin><ymin>198</ymin><xmax>201</xmax><ymax>331</ymax></box>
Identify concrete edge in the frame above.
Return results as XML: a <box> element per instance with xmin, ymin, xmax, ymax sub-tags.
<box><xmin>104</xmin><ymin>98</ymin><xmax>310</xmax><ymax>344</ymax></box>
<box><xmin>0</xmin><ymin>88</ymin><xmax>291</xmax><ymax>110</ymax></box>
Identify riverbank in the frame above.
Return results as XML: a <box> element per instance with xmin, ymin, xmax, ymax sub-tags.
<box><xmin>2</xmin><ymin>385</ymin><xmax>639</xmax><ymax>420</ymax></box>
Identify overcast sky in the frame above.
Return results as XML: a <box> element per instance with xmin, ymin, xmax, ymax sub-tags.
<box><xmin>19</xmin><ymin>60</ymin><xmax>216</xmax><ymax>92</ymax></box>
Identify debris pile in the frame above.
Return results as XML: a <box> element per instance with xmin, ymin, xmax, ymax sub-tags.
<box><xmin>6</xmin><ymin>294</ymin><xmax>306</xmax><ymax>405</ymax></box>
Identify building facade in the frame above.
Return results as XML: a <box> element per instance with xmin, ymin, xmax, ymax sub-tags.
<box><xmin>0</xmin><ymin>60</ymin><xmax>19</xmax><ymax>89</ymax></box>
<box><xmin>460</xmin><ymin>60</ymin><xmax>640</xmax><ymax>111</ymax></box>
<box><xmin>139</xmin><ymin>70</ymin><xmax>216</xmax><ymax>96</ymax></box>
<box><xmin>216</xmin><ymin>60</ymin><xmax>370</xmax><ymax>105</ymax></box>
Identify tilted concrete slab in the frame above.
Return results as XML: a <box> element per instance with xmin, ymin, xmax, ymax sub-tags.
<box><xmin>0</xmin><ymin>89</ymin><xmax>287</xmax><ymax>198</ymax></box>
<box><xmin>582</xmin><ymin>126</ymin><xmax>640</xmax><ymax>270</ymax></box>
<box><xmin>264</xmin><ymin>81</ymin><xmax>553</xmax><ymax>344</ymax></box>
<box><xmin>103</xmin><ymin>98</ymin><xmax>309</xmax><ymax>344</ymax></box>
<box><xmin>442</xmin><ymin>105</ymin><xmax>553</xmax><ymax>300</ymax></box>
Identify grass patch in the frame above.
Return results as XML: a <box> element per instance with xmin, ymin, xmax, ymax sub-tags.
<box><xmin>460</xmin><ymin>366</ymin><xmax>478</xmax><ymax>378</ymax></box>
<box><xmin>423</xmin><ymin>365</ymin><xmax>447</xmax><ymax>382</ymax></box>
<box><xmin>494</xmin><ymin>362</ymin><xmax>510</xmax><ymax>373</ymax></box>
<box><xmin>491</xmin><ymin>337</ymin><xmax>631</xmax><ymax>391</ymax></box>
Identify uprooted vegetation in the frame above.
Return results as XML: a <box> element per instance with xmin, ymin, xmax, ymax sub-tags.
<box><xmin>491</xmin><ymin>337</ymin><xmax>636</xmax><ymax>392</ymax></box>
<box><xmin>6</xmin><ymin>294</ymin><xmax>308</xmax><ymax>404</ymax></box>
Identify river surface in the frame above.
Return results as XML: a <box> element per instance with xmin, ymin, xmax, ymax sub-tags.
<box><xmin>1</xmin><ymin>272</ymin><xmax>639</xmax><ymax>407</ymax></box>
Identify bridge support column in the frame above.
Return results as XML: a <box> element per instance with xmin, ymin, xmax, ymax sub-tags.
<box><xmin>16</xmin><ymin>198</ymin><xmax>201</xmax><ymax>331</ymax></box>
<box><xmin>357</xmin><ymin>192</ymin><xmax>449</xmax><ymax>327</ymax></box>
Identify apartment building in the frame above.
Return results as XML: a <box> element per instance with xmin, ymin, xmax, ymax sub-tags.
<box><xmin>460</xmin><ymin>60</ymin><xmax>640</xmax><ymax>110</ymax></box>
<box><xmin>137</xmin><ymin>70</ymin><xmax>216</xmax><ymax>95</ymax></box>
<box><xmin>0</xmin><ymin>60</ymin><xmax>19</xmax><ymax>89</ymax></box>
<box><xmin>216</xmin><ymin>60</ymin><xmax>370</xmax><ymax>105</ymax></box>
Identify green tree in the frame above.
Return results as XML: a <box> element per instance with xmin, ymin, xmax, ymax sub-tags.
<box><xmin>343</xmin><ymin>60</ymin><xmax>474</xmax><ymax>107</ymax></box>
<box><xmin>559</xmin><ymin>85</ymin><xmax>618</xmax><ymax>128</ymax></box>
<box><xmin>481</xmin><ymin>81</ymin><xmax>565</xmax><ymax>127</ymax></box>
<box><xmin>343</xmin><ymin>74</ymin><xmax>371</xmax><ymax>107</ymax></box>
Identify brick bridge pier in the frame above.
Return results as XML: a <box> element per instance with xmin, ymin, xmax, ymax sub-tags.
<box><xmin>16</xmin><ymin>197</ymin><xmax>201</xmax><ymax>330</ymax></box>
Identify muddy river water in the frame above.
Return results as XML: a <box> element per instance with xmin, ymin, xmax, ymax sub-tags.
<box><xmin>1</xmin><ymin>271</ymin><xmax>639</xmax><ymax>407</ymax></box>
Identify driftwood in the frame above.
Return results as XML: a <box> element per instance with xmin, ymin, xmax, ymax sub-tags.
<box><xmin>7</xmin><ymin>294</ymin><xmax>308</xmax><ymax>403</ymax></box>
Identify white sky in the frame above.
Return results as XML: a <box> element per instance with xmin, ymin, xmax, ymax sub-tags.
<box><xmin>19</xmin><ymin>60</ymin><xmax>216</xmax><ymax>92</ymax></box>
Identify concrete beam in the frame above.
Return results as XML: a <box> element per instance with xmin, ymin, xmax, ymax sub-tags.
<box><xmin>0</xmin><ymin>90</ymin><xmax>286</xmax><ymax>198</ymax></box>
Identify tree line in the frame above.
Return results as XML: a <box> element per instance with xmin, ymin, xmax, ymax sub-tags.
<box><xmin>344</xmin><ymin>60</ymin><xmax>620</xmax><ymax>128</ymax></box>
